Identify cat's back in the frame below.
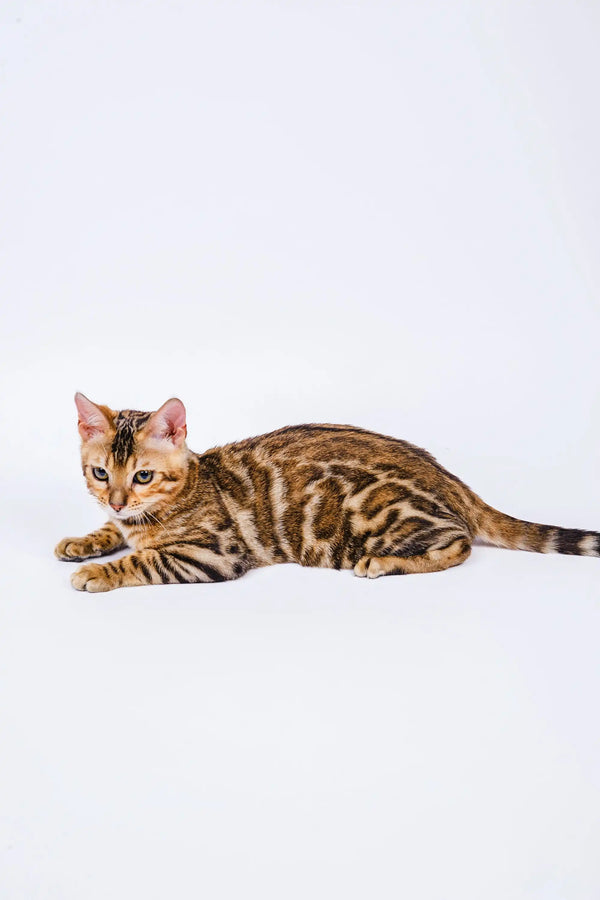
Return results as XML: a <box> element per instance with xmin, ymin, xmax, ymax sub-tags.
<box><xmin>219</xmin><ymin>423</ymin><xmax>416</xmax><ymax>463</ymax></box>
<box><xmin>201</xmin><ymin>423</ymin><xmax>464</xmax><ymax>488</ymax></box>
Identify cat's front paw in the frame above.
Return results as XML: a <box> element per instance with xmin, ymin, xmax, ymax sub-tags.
<box><xmin>71</xmin><ymin>563</ymin><xmax>115</xmax><ymax>592</ymax></box>
<box><xmin>55</xmin><ymin>537</ymin><xmax>102</xmax><ymax>562</ymax></box>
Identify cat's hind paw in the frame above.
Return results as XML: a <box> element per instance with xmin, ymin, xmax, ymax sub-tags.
<box><xmin>353</xmin><ymin>556</ymin><xmax>406</xmax><ymax>578</ymax></box>
<box><xmin>71</xmin><ymin>563</ymin><xmax>114</xmax><ymax>592</ymax></box>
<box><xmin>354</xmin><ymin>557</ymin><xmax>385</xmax><ymax>578</ymax></box>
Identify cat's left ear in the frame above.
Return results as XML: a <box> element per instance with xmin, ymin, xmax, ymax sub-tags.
<box><xmin>147</xmin><ymin>398</ymin><xmax>187</xmax><ymax>447</ymax></box>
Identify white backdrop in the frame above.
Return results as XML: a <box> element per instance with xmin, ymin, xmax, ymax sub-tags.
<box><xmin>1</xmin><ymin>2</ymin><xmax>599</xmax><ymax>898</ymax></box>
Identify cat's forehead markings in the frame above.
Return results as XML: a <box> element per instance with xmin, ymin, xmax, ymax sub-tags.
<box><xmin>111</xmin><ymin>410</ymin><xmax>151</xmax><ymax>466</ymax></box>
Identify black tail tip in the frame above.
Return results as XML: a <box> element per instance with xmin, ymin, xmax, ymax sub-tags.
<box><xmin>554</xmin><ymin>529</ymin><xmax>600</xmax><ymax>557</ymax></box>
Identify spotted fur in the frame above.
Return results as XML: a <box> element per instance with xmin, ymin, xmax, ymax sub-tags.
<box><xmin>55</xmin><ymin>395</ymin><xmax>600</xmax><ymax>591</ymax></box>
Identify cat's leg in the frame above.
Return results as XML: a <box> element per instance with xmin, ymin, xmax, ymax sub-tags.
<box><xmin>55</xmin><ymin>522</ymin><xmax>126</xmax><ymax>562</ymax></box>
<box><xmin>354</xmin><ymin>537</ymin><xmax>471</xmax><ymax>578</ymax></box>
<box><xmin>70</xmin><ymin>546</ymin><xmax>243</xmax><ymax>592</ymax></box>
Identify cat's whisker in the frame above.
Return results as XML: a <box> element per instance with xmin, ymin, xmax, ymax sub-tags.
<box><xmin>143</xmin><ymin>508</ymin><xmax>171</xmax><ymax>536</ymax></box>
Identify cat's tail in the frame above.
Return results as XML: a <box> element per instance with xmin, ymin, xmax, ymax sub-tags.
<box><xmin>471</xmin><ymin>497</ymin><xmax>600</xmax><ymax>557</ymax></box>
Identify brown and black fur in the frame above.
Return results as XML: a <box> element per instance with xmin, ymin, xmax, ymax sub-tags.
<box><xmin>56</xmin><ymin>395</ymin><xmax>600</xmax><ymax>592</ymax></box>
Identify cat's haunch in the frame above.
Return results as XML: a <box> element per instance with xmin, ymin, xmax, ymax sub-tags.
<box><xmin>55</xmin><ymin>393</ymin><xmax>600</xmax><ymax>591</ymax></box>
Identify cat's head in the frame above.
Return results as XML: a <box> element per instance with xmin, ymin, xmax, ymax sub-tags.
<box><xmin>74</xmin><ymin>392</ymin><xmax>189</xmax><ymax>522</ymax></box>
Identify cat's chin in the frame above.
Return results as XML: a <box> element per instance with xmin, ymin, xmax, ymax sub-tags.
<box><xmin>108</xmin><ymin>508</ymin><xmax>147</xmax><ymax>523</ymax></box>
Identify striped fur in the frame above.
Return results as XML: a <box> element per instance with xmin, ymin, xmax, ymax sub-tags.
<box><xmin>56</xmin><ymin>397</ymin><xmax>600</xmax><ymax>591</ymax></box>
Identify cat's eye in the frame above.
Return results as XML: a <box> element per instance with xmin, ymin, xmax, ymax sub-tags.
<box><xmin>92</xmin><ymin>467</ymin><xmax>109</xmax><ymax>481</ymax></box>
<box><xmin>133</xmin><ymin>470</ymin><xmax>153</xmax><ymax>484</ymax></box>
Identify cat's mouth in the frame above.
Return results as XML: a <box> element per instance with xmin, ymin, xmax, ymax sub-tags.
<box><xmin>97</xmin><ymin>498</ymin><xmax>158</xmax><ymax>524</ymax></box>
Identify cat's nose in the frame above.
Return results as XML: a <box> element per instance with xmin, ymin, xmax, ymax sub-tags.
<box><xmin>110</xmin><ymin>503</ymin><xmax>126</xmax><ymax>512</ymax></box>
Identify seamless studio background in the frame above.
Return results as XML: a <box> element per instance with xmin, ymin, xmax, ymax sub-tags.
<box><xmin>1</xmin><ymin>2</ymin><xmax>599</xmax><ymax>899</ymax></box>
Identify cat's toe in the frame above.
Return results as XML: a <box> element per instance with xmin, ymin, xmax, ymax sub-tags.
<box><xmin>353</xmin><ymin>557</ymin><xmax>369</xmax><ymax>577</ymax></box>
<box><xmin>365</xmin><ymin>558</ymin><xmax>385</xmax><ymax>578</ymax></box>
<box><xmin>55</xmin><ymin>538</ymin><xmax>95</xmax><ymax>561</ymax></box>
<box><xmin>71</xmin><ymin>564</ymin><xmax>113</xmax><ymax>592</ymax></box>
<box><xmin>353</xmin><ymin>557</ymin><xmax>385</xmax><ymax>578</ymax></box>
<box><xmin>55</xmin><ymin>538</ymin><xmax>77</xmax><ymax>560</ymax></box>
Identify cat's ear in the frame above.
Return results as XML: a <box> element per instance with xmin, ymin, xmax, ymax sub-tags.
<box><xmin>147</xmin><ymin>398</ymin><xmax>187</xmax><ymax>447</ymax></box>
<box><xmin>74</xmin><ymin>392</ymin><xmax>112</xmax><ymax>441</ymax></box>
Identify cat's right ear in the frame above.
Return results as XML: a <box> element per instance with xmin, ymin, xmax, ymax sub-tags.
<box><xmin>74</xmin><ymin>392</ymin><xmax>111</xmax><ymax>441</ymax></box>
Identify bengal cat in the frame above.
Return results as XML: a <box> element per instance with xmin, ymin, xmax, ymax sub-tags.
<box><xmin>55</xmin><ymin>393</ymin><xmax>599</xmax><ymax>592</ymax></box>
